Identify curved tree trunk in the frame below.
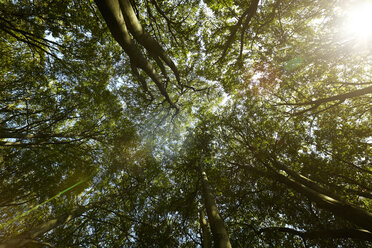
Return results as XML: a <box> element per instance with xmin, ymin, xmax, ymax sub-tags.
<box><xmin>201</xmin><ymin>171</ymin><xmax>232</xmax><ymax>248</ymax></box>
<box><xmin>200</xmin><ymin>209</ymin><xmax>212</xmax><ymax>248</ymax></box>
<box><xmin>118</xmin><ymin>0</ymin><xmax>180</xmax><ymax>82</ymax></box>
<box><xmin>94</xmin><ymin>0</ymin><xmax>176</xmax><ymax>108</ymax></box>
<box><xmin>241</xmin><ymin>159</ymin><xmax>372</xmax><ymax>233</ymax></box>
<box><xmin>271</xmin><ymin>169</ymin><xmax>372</xmax><ymax>232</ymax></box>
<box><xmin>0</xmin><ymin>206</ymin><xmax>88</xmax><ymax>248</ymax></box>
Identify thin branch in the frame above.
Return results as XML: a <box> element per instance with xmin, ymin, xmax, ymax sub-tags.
<box><xmin>258</xmin><ymin>226</ymin><xmax>372</xmax><ymax>241</ymax></box>
<box><xmin>326</xmin><ymin>81</ymin><xmax>372</xmax><ymax>86</ymax></box>
<box><xmin>218</xmin><ymin>0</ymin><xmax>260</xmax><ymax>63</ymax></box>
<box><xmin>282</xmin><ymin>85</ymin><xmax>372</xmax><ymax>107</ymax></box>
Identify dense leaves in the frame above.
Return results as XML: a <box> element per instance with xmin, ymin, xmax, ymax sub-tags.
<box><xmin>1</xmin><ymin>0</ymin><xmax>371</xmax><ymax>247</ymax></box>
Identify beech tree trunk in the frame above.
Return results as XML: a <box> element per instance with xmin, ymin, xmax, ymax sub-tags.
<box><xmin>271</xmin><ymin>169</ymin><xmax>372</xmax><ymax>232</ymax></box>
<box><xmin>201</xmin><ymin>171</ymin><xmax>232</xmax><ymax>248</ymax></box>
<box><xmin>241</xmin><ymin>159</ymin><xmax>372</xmax><ymax>233</ymax></box>
<box><xmin>94</xmin><ymin>0</ymin><xmax>177</xmax><ymax>107</ymax></box>
<box><xmin>0</xmin><ymin>206</ymin><xmax>88</xmax><ymax>248</ymax></box>
<box><xmin>200</xmin><ymin>209</ymin><xmax>212</xmax><ymax>248</ymax></box>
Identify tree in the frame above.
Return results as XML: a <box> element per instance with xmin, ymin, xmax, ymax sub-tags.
<box><xmin>1</xmin><ymin>0</ymin><xmax>371</xmax><ymax>247</ymax></box>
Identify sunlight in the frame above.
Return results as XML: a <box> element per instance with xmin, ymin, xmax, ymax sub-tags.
<box><xmin>343</xmin><ymin>2</ymin><xmax>372</xmax><ymax>40</ymax></box>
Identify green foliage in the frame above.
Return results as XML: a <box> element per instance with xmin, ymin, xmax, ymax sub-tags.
<box><xmin>0</xmin><ymin>0</ymin><xmax>371</xmax><ymax>247</ymax></box>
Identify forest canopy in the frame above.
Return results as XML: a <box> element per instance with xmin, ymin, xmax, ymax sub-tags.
<box><xmin>0</xmin><ymin>0</ymin><xmax>371</xmax><ymax>247</ymax></box>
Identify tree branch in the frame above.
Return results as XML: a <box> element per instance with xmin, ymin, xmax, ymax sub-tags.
<box><xmin>259</xmin><ymin>226</ymin><xmax>372</xmax><ymax>241</ymax></box>
<box><xmin>0</xmin><ymin>206</ymin><xmax>89</xmax><ymax>248</ymax></box>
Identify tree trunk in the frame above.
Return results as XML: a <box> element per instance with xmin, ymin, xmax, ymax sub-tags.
<box><xmin>94</xmin><ymin>0</ymin><xmax>176</xmax><ymax>107</ymax></box>
<box><xmin>239</xmin><ymin>160</ymin><xmax>372</xmax><ymax>233</ymax></box>
<box><xmin>200</xmin><ymin>209</ymin><xmax>212</xmax><ymax>248</ymax></box>
<box><xmin>272</xmin><ymin>169</ymin><xmax>372</xmax><ymax>232</ymax></box>
<box><xmin>118</xmin><ymin>0</ymin><xmax>180</xmax><ymax>82</ymax></box>
<box><xmin>201</xmin><ymin>171</ymin><xmax>232</xmax><ymax>248</ymax></box>
<box><xmin>0</xmin><ymin>206</ymin><xmax>88</xmax><ymax>248</ymax></box>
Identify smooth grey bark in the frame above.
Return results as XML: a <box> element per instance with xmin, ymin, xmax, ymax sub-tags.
<box><xmin>270</xmin><ymin>159</ymin><xmax>342</xmax><ymax>201</ymax></box>
<box><xmin>94</xmin><ymin>0</ymin><xmax>177</xmax><ymax>108</ymax></box>
<box><xmin>235</xmin><ymin>143</ymin><xmax>372</xmax><ymax>233</ymax></box>
<box><xmin>118</xmin><ymin>0</ymin><xmax>180</xmax><ymax>82</ymax></box>
<box><xmin>233</xmin><ymin>158</ymin><xmax>372</xmax><ymax>236</ymax></box>
<box><xmin>201</xmin><ymin>171</ymin><xmax>232</xmax><ymax>248</ymax></box>
<box><xmin>0</xmin><ymin>206</ymin><xmax>88</xmax><ymax>248</ymax></box>
<box><xmin>200</xmin><ymin>209</ymin><xmax>212</xmax><ymax>248</ymax></box>
<box><xmin>248</xmin><ymin>157</ymin><xmax>372</xmax><ymax>233</ymax></box>
<box><xmin>272</xmin><ymin>169</ymin><xmax>372</xmax><ymax>232</ymax></box>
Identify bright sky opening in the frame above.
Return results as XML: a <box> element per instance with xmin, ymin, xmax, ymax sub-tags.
<box><xmin>344</xmin><ymin>2</ymin><xmax>372</xmax><ymax>40</ymax></box>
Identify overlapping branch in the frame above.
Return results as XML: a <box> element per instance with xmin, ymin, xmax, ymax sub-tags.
<box><xmin>258</xmin><ymin>227</ymin><xmax>372</xmax><ymax>241</ymax></box>
<box><xmin>218</xmin><ymin>0</ymin><xmax>260</xmax><ymax>63</ymax></box>
<box><xmin>281</xmin><ymin>84</ymin><xmax>372</xmax><ymax>115</ymax></box>
<box><xmin>95</xmin><ymin>0</ymin><xmax>180</xmax><ymax>109</ymax></box>
<box><xmin>0</xmin><ymin>206</ymin><xmax>89</xmax><ymax>248</ymax></box>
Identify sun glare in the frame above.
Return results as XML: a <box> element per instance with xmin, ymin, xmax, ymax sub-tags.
<box><xmin>344</xmin><ymin>2</ymin><xmax>372</xmax><ymax>40</ymax></box>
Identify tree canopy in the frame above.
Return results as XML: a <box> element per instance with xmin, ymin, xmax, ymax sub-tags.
<box><xmin>0</xmin><ymin>0</ymin><xmax>371</xmax><ymax>247</ymax></box>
